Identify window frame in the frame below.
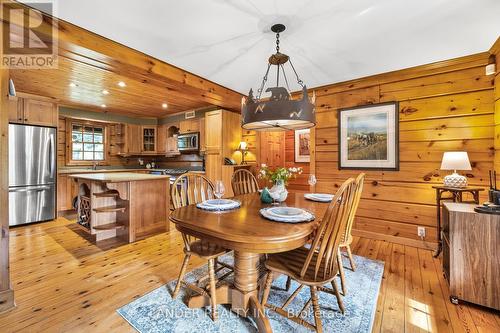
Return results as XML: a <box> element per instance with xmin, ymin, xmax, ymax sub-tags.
<box><xmin>66</xmin><ymin>119</ymin><xmax>109</xmax><ymax>166</ymax></box>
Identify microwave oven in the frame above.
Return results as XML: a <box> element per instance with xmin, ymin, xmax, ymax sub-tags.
<box><xmin>177</xmin><ymin>132</ymin><xmax>199</xmax><ymax>152</ymax></box>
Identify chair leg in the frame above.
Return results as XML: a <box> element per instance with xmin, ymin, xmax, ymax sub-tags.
<box><xmin>208</xmin><ymin>258</ymin><xmax>218</xmax><ymax>321</ymax></box>
<box><xmin>310</xmin><ymin>286</ymin><xmax>323</xmax><ymax>333</ymax></box>
<box><xmin>346</xmin><ymin>245</ymin><xmax>356</xmax><ymax>271</ymax></box>
<box><xmin>337</xmin><ymin>249</ymin><xmax>347</xmax><ymax>295</ymax></box>
<box><xmin>173</xmin><ymin>253</ymin><xmax>191</xmax><ymax>298</ymax></box>
<box><xmin>331</xmin><ymin>279</ymin><xmax>345</xmax><ymax>314</ymax></box>
<box><xmin>285</xmin><ymin>276</ymin><xmax>292</xmax><ymax>291</ymax></box>
<box><xmin>261</xmin><ymin>271</ymin><xmax>274</xmax><ymax>306</ymax></box>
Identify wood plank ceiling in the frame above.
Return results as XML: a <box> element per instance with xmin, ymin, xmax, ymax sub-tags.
<box><xmin>5</xmin><ymin>2</ymin><xmax>243</xmax><ymax>118</ymax></box>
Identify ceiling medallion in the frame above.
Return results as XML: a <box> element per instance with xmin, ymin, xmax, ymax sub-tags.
<box><xmin>241</xmin><ymin>24</ymin><xmax>316</xmax><ymax>131</ymax></box>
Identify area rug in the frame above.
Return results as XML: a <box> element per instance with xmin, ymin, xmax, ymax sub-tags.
<box><xmin>117</xmin><ymin>253</ymin><xmax>384</xmax><ymax>333</ymax></box>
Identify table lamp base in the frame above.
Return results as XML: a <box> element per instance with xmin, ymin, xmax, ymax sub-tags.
<box><xmin>443</xmin><ymin>172</ymin><xmax>467</xmax><ymax>188</ymax></box>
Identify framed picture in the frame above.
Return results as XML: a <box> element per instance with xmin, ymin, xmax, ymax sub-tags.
<box><xmin>294</xmin><ymin>128</ymin><xmax>311</xmax><ymax>163</ymax></box>
<box><xmin>338</xmin><ymin>102</ymin><xmax>399</xmax><ymax>170</ymax></box>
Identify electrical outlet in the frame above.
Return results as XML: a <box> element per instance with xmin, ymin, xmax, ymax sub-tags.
<box><xmin>417</xmin><ymin>226</ymin><xmax>426</xmax><ymax>239</ymax></box>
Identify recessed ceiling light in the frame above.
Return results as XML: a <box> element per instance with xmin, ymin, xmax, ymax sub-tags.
<box><xmin>117</xmin><ymin>81</ymin><xmax>126</xmax><ymax>87</ymax></box>
<box><xmin>101</xmin><ymin>104</ymin><xmax>107</xmax><ymax>108</ymax></box>
<box><xmin>162</xmin><ymin>103</ymin><xmax>168</xmax><ymax>109</ymax></box>
<box><xmin>69</xmin><ymin>82</ymin><xmax>77</xmax><ymax>87</ymax></box>
<box><xmin>102</xmin><ymin>89</ymin><xmax>109</xmax><ymax>95</ymax></box>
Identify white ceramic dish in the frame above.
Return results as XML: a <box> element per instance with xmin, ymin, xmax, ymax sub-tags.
<box><xmin>304</xmin><ymin>193</ymin><xmax>334</xmax><ymax>202</ymax></box>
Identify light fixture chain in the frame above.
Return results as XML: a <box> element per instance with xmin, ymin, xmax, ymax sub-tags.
<box><xmin>257</xmin><ymin>63</ymin><xmax>272</xmax><ymax>100</ymax></box>
<box><xmin>288</xmin><ymin>58</ymin><xmax>304</xmax><ymax>87</ymax></box>
<box><xmin>281</xmin><ymin>64</ymin><xmax>291</xmax><ymax>93</ymax></box>
<box><xmin>276</xmin><ymin>32</ymin><xmax>280</xmax><ymax>53</ymax></box>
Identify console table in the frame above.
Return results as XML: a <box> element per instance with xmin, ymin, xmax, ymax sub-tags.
<box><xmin>442</xmin><ymin>202</ymin><xmax>499</xmax><ymax>310</ymax></box>
<box><xmin>432</xmin><ymin>186</ymin><xmax>483</xmax><ymax>257</ymax></box>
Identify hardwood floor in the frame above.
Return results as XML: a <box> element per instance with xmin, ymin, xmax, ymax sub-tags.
<box><xmin>0</xmin><ymin>217</ymin><xmax>498</xmax><ymax>332</ymax></box>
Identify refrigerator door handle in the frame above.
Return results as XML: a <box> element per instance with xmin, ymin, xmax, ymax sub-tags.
<box><xmin>9</xmin><ymin>186</ymin><xmax>51</xmax><ymax>193</ymax></box>
<box><xmin>49</xmin><ymin>133</ymin><xmax>55</xmax><ymax>177</ymax></box>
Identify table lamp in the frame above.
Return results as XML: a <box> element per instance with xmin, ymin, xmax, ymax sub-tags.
<box><xmin>237</xmin><ymin>141</ymin><xmax>248</xmax><ymax>165</ymax></box>
<box><xmin>440</xmin><ymin>151</ymin><xmax>472</xmax><ymax>188</ymax></box>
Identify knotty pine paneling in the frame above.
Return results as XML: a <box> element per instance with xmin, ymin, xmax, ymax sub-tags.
<box><xmin>284</xmin><ymin>131</ymin><xmax>310</xmax><ymax>191</ymax></box>
<box><xmin>493</xmin><ymin>37</ymin><xmax>500</xmax><ymax>186</ymax></box>
<box><xmin>312</xmin><ymin>53</ymin><xmax>495</xmax><ymax>246</ymax></box>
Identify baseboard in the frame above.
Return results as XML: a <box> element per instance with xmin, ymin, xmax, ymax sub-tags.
<box><xmin>0</xmin><ymin>288</ymin><xmax>15</xmax><ymax>314</ymax></box>
<box><xmin>352</xmin><ymin>229</ymin><xmax>438</xmax><ymax>251</ymax></box>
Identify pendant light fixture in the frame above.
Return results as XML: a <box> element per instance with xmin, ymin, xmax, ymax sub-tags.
<box><xmin>241</xmin><ymin>24</ymin><xmax>316</xmax><ymax>131</ymax></box>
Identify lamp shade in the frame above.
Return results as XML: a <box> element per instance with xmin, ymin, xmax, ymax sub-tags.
<box><xmin>440</xmin><ymin>152</ymin><xmax>472</xmax><ymax>171</ymax></box>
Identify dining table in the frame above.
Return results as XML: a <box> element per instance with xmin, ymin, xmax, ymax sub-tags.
<box><xmin>169</xmin><ymin>191</ymin><xmax>331</xmax><ymax>332</ymax></box>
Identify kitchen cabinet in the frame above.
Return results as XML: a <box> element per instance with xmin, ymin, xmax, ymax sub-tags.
<box><xmin>125</xmin><ymin>124</ymin><xmax>142</xmax><ymax>155</ymax></box>
<box><xmin>204</xmin><ymin>110</ymin><xmax>241</xmax><ymax>187</ymax></box>
<box><xmin>57</xmin><ymin>174</ymin><xmax>79</xmax><ymax>212</ymax></box>
<box><xmin>157</xmin><ymin>125</ymin><xmax>166</xmax><ymax>153</ymax></box>
<box><xmin>141</xmin><ymin>126</ymin><xmax>157</xmax><ymax>153</ymax></box>
<box><xmin>199</xmin><ymin>117</ymin><xmax>206</xmax><ymax>152</ymax></box>
<box><xmin>165</xmin><ymin>123</ymin><xmax>180</xmax><ymax>156</ymax></box>
<box><xmin>179</xmin><ymin>118</ymin><xmax>200</xmax><ymax>133</ymax></box>
<box><xmin>8</xmin><ymin>96</ymin><xmax>58</xmax><ymax>127</ymax></box>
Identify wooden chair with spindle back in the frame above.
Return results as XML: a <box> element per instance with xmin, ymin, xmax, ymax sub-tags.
<box><xmin>261</xmin><ymin>178</ymin><xmax>357</xmax><ymax>332</ymax></box>
<box><xmin>337</xmin><ymin>173</ymin><xmax>365</xmax><ymax>295</ymax></box>
<box><xmin>231</xmin><ymin>169</ymin><xmax>259</xmax><ymax>196</ymax></box>
<box><xmin>170</xmin><ymin>172</ymin><xmax>232</xmax><ymax>321</ymax></box>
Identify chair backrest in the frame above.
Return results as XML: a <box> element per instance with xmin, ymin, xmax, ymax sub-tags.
<box><xmin>300</xmin><ymin>178</ymin><xmax>357</xmax><ymax>281</ymax></box>
<box><xmin>231</xmin><ymin>169</ymin><xmax>259</xmax><ymax>196</ymax></box>
<box><xmin>171</xmin><ymin>172</ymin><xmax>215</xmax><ymax>209</ymax></box>
<box><xmin>341</xmin><ymin>173</ymin><xmax>365</xmax><ymax>244</ymax></box>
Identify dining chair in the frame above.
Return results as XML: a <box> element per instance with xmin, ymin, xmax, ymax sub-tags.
<box><xmin>337</xmin><ymin>173</ymin><xmax>365</xmax><ymax>295</ymax></box>
<box><xmin>171</xmin><ymin>172</ymin><xmax>232</xmax><ymax>320</ymax></box>
<box><xmin>261</xmin><ymin>178</ymin><xmax>357</xmax><ymax>332</ymax></box>
<box><xmin>231</xmin><ymin>168</ymin><xmax>259</xmax><ymax>196</ymax></box>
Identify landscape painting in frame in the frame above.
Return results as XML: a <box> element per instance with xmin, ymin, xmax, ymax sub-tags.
<box><xmin>338</xmin><ymin>102</ymin><xmax>399</xmax><ymax>170</ymax></box>
<box><xmin>294</xmin><ymin>128</ymin><xmax>310</xmax><ymax>163</ymax></box>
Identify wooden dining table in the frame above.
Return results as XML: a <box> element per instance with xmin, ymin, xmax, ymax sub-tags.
<box><xmin>169</xmin><ymin>191</ymin><xmax>330</xmax><ymax>332</ymax></box>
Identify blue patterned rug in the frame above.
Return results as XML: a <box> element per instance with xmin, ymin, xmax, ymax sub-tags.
<box><xmin>117</xmin><ymin>253</ymin><xmax>384</xmax><ymax>332</ymax></box>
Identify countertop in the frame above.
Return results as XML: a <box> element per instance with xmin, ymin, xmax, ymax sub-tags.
<box><xmin>59</xmin><ymin>168</ymin><xmax>206</xmax><ymax>175</ymax></box>
<box><xmin>59</xmin><ymin>168</ymin><xmax>149</xmax><ymax>174</ymax></box>
<box><xmin>69</xmin><ymin>172</ymin><xmax>171</xmax><ymax>183</ymax></box>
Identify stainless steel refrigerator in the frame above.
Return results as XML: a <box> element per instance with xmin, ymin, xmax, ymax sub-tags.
<box><xmin>9</xmin><ymin>124</ymin><xmax>56</xmax><ymax>226</ymax></box>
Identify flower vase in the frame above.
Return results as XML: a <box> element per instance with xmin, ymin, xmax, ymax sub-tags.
<box><xmin>270</xmin><ymin>179</ymin><xmax>288</xmax><ymax>202</ymax></box>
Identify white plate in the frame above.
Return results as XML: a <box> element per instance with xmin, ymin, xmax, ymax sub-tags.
<box><xmin>267</xmin><ymin>207</ymin><xmax>304</xmax><ymax>217</ymax></box>
<box><xmin>304</xmin><ymin>193</ymin><xmax>334</xmax><ymax>202</ymax></box>
<box><xmin>204</xmin><ymin>199</ymin><xmax>234</xmax><ymax>206</ymax></box>
<box><xmin>260</xmin><ymin>207</ymin><xmax>314</xmax><ymax>223</ymax></box>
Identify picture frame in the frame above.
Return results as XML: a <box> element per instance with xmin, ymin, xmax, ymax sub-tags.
<box><xmin>338</xmin><ymin>102</ymin><xmax>399</xmax><ymax>170</ymax></box>
<box><xmin>294</xmin><ymin>128</ymin><xmax>311</xmax><ymax>163</ymax></box>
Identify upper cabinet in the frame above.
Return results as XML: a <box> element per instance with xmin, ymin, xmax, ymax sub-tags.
<box><xmin>157</xmin><ymin>125</ymin><xmax>166</xmax><ymax>154</ymax></box>
<box><xmin>125</xmin><ymin>124</ymin><xmax>142</xmax><ymax>155</ymax></box>
<box><xmin>141</xmin><ymin>125</ymin><xmax>157</xmax><ymax>153</ymax></box>
<box><xmin>8</xmin><ymin>95</ymin><xmax>58</xmax><ymax>127</ymax></box>
<box><xmin>179</xmin><ymin>118</ymin><xmax>200</xmax><ymax>134</ymax></box>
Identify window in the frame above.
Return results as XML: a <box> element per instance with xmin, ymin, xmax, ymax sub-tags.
<box><xmin>70</xmin><ymin>123</ymin><xmax>105</xmax><ymax>162</ymax></box>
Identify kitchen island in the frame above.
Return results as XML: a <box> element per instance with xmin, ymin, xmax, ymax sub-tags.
<box><xmin>69</xmin><ymin>172</ymin><xmax>170</xmax><ymax>242</ymax></box>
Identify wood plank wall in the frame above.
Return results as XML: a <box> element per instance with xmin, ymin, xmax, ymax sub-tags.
<box><xmin>492</xmin><ymin>38</ymin><xmax>500</xmax><ymax>181</ymax></box>
<box><xmin>310</xmin><ymin>52</ymin><xmax>495</xmax><ymax>248</ymax></box>
<box><xmin>285</xmin><ymin>131</ymin><xmax>310</xmax><ymax>191</ymax></box>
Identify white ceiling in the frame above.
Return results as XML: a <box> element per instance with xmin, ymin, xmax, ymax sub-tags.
<box><xmin>29</xmin><ymin>0</ymin><xmax>500</xmax><ymax>95</ymax></box>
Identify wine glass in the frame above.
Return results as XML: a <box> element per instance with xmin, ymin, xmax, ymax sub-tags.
<box><xmin>308</xmin><ymin>174</ymin><xmax>317</xmax><ymax>193</ymax></box>
<box><xmin>214</xmin><ymin>180</ymin><xmax>225</xmax><ymax>212</ymax></box>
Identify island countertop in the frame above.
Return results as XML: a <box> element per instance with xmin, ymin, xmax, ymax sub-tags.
<box><xmin>69</xmin><ymin>172</ymin><xmax>171</xmax><ymax>182</ymax></box>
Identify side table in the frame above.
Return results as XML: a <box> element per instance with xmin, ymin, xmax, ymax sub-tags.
<box><xmin>432</xmin><ymin>186</ymin><xmax>484</xmax><ymax>257</ymax></box>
